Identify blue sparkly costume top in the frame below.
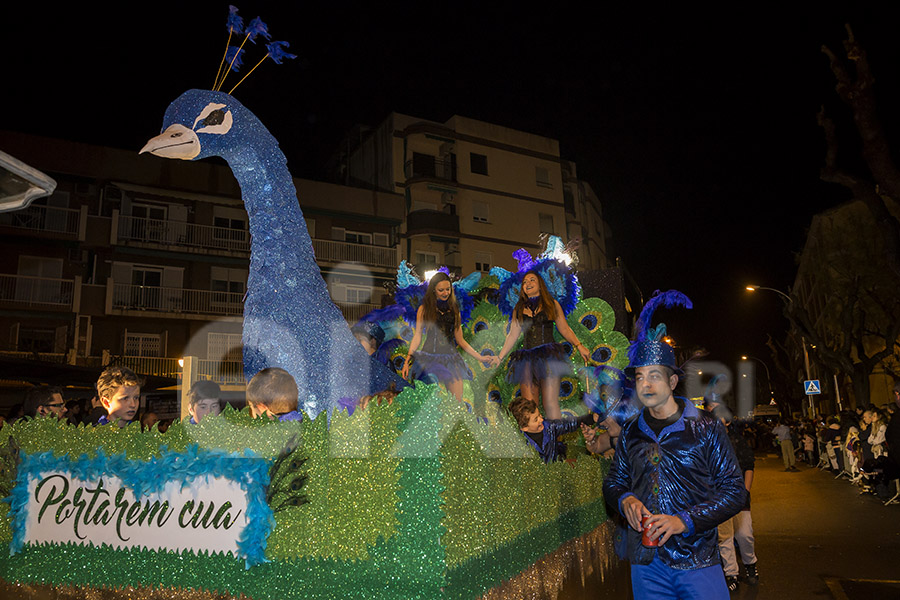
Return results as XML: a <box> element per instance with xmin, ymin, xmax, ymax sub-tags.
<box><xmin>603</xmin><ymin>399</ymin><xmax>746</xmax><ymax>570</ymax></box>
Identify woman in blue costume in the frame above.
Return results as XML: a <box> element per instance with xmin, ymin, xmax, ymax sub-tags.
<box><xmin>492</xmin><ymin>271</ymin><xmax>591</xmax><ymax>419</ymax></box>
<box><xmin>401</xmin><ymin>272</ymin><xmax>493</xmax><ymax>401</ymax></box>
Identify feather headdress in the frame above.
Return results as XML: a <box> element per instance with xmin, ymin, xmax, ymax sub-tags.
<box><xmin>393</xmin><ymin>261</ymin><xmax>479</xmax><ymax>326</ymax></box>
<box><xmin>626</xmin><ymin>289</ymin><xmax>692</xmax><ymax>374</ymax></box>
<box><xmin>490</xmin><ymin>235</ymin><xmax>581</xmax><ymax>317</ymax></box>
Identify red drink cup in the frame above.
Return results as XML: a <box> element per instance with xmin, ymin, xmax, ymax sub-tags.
<box><xmin>641</xmin><ymin>515</ymin><xmax>658</xmax><ymax>547</ymax></box>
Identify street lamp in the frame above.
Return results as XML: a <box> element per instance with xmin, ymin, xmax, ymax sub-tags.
<box><xmin>741</xmin><ymin>355</ymin><xmax>775</xmax><ymax>404</ymax></box>
<box><xmin>745</xmin><ymin>284</ymin><xmax>792</xmax><ymax>304</ymax></box>
<box><xmin>744</xmin><ymin>283</ymin><xmax>815</xmax><ymax>417</ymax></box>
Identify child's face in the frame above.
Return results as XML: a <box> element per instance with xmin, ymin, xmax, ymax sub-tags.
<box><xmin>190</xmin><ymin>397</ymin><xmax>222</xmax><ymax>423</ymax></box>
<box><xmin>435</xmin><ymin>280</ymin><xmax>452</xmax><ymax>302</ymax></box>
<box><xmin>102</xmin><ymin>385</ymin><xmax>140</xmax><ymax>425</ymax></box>
<box><xmin>521</xmin><ymin>410</ymin><xmax>544</xmax><ymax>434</ymax></box>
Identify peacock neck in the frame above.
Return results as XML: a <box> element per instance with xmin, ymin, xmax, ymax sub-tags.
<box><xmin>221</xmin><ymin>138</ymin><xmax>307</xmax><ymax>247</ymax></box>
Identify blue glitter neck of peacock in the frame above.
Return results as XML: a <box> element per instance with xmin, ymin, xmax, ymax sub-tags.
<box><xmin>394</xmin><ymin>262</ymin><xmax>480</xmax><ymax>326</ymax></box>
<box><xmin>490</xmin><ymin>235</ymin><xmax>581</xmax><ymax>317</ymax></box>
<box><xmin>625</xmin><ymin>290</ymin><xmax>693</xmax><ymax>377</ymax></box>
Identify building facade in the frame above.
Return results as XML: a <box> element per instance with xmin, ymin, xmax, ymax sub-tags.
<box><xmin>0</xmin><ymin>131</ymin><xmax>403</xmax><ymax>392</ymax></box>
<box><xmin>333</xmin><ymin>113</ymin><xmax>613</xmax><ymax>277</ymax></box>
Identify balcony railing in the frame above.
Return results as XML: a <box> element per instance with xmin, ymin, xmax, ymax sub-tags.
<box><xmin>115</xmin><ymin>356</ymin><xmax>182</xmax><ymax>379</ymax></box>
<box><xmin>312</xmin><ymin>239</ymin><xmax>398</xmax><ymax>268</ymax></box>
<box><xmin>118</xmin><ymin>215</ymin><xmax>250</xmax><ymax>253</ymax></box>
<box><xmin>0</xmin><ymin>274</ymin><xmax>74</xmax><ymax>308</ymax></box>
<box><xmin>337</xmin><ymin>302</ymin><xmax>379</xmax><ymax>323</ymax></box>
<box><xmin>197</xmin><ymin>359</ymin><xmax>245</xmax><ymax>384</ymax></box>
<box><xmin>0</xmin><ymin>205</ymin><xmax>80</xmax><ymax>236</ymax></box>
<box><xmin>404</xmin><ymin>156</ymin><xmax>457</xmax><ymax>183</ymax></box>
<box><xmin>406</xmin><ymin>209</ymin><xmax>460</xmax><ymax>236</ymax></box>
<box><xmin>0</xmin><ymin>351</ymin><xmax>67</xmax><ymax>363</ymax></box>
<box><xmin>111</xmin><ymin>283</ymin><xmax>243</xmax><ymax>316</ymax></box>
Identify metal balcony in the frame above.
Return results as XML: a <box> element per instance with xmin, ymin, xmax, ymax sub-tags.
<box><xmin>0</xmin><ymin>274</ymin><xmax>75</xmax><ymax>308</ymax></box>
<box><xmin>0</xmin><ymin>204</ymin><xmax>80</xmax><ymax>236</ymax></box>
<box><xmin>312</xmin><ymin>238</ymin><xmax>398</xmax><ymax>268</ymax></box>
<box><xmin>404</xmin><ymin>156</ymin><xmax>457</xmax><ymax>183</ymax></box>
<box><xmin>406</xmin><ymin>209</ymin><xmax>460</xmax><ymax>236</ymax></box>
<box><xmin>110</xmin><ymin>283</ymin><xmax>243</xmax><ymax>317</ymax></box>
<box><xmin>117</xmin><ymin>215</ymin><xmax>250</xmax><ymax>253</ymax></box>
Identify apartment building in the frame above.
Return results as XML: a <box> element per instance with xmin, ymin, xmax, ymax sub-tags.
<box><xmin>333</xmin><ymin>113</ymin><xmax>613</xmax><ymax>277</ymax></box>
<box><xmin>0</xmin><ymin>131</ymin><xmax>403</xmax><ymax>392</ymax></box>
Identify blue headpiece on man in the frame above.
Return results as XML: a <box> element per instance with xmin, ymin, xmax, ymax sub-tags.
<box><xmin>626</xmin><ymin>290</ymin><xmax>692</xmax><ymax>377</ymax></box>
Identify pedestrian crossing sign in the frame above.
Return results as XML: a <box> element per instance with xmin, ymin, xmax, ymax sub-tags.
<box><xmin>804</xmin><ymin>380</ymin><xmax>821</xmax><ymax>395</ymax></box>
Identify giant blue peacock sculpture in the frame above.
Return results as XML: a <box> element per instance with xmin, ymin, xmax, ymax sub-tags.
<box><xmin>141</xmin><ymin>89</ymin><xmax>405</xmax><ymax>417</ymax></box>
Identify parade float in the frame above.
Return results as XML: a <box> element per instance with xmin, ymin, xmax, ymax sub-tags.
<box><xmin>0</xmin><ymin>7</ymin><xmax>630</xmax><ymax>598</ymax></box>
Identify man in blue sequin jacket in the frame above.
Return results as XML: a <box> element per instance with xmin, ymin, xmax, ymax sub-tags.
<box><xmin>603</xmin><ymin>336</ymin><xmax>746</xmax><ymax>599</ymax></box>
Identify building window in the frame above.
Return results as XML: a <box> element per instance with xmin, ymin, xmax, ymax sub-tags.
<box><xmin>208</xmin><ymin>332</ymin><xmax>243</xmax><ymax>361</ymax></box>
<box><xmin>563</xmin><ymin>189</ymin><xmax>575</xmax><ymax>215</ymax></box>
<box><xmin>345</xmin><ymin>230</ymin><xmax>373</xmax><ymax>245</ymax></box>
<box><xmin>345</xmin><ymin>286</ymin><xmax>371</xmax><ymax>304</ymax></box>
<box><xmin>124</xmin><ymin>332</ymin><xmax>161</xmax><ymax>357</ymax></box>
<box><xmin>17</xmin><ymin>327</ymin><xmax>56</xmax><ymax>353</ymax></box>
<box><xmin>539</xmin><ymin>213</ymin><xmax>554</xmax><ymax>235</ymax></box>
<box><xmin>472</xmin><ymin>201</ymin><xmax>489</xmax><ymax>223</ymax></box>
<box><xmin>474</xmin><ymin>252</ymin><xmax>492</xmax><ymax>273</ymax></box>
<box><xmin>536</xmin><ymin>167</ymin><xmax>552</xmax><ymax>188</ymax></box>
<box><xmin>411</xmin><ymin>152</ymin><xmax>436</xmax><ymax>178</ymax></box>
<box><xmin>415</xmin><ymin>251</ymin><xmax>440</xmax><ymax>271</ymax></box>
<box><xmin>211</xmin><ymin>267</ymin><xmax>246</xmax><ymax>296</ymax></box>
<box><xmin>374</xmin><ymin>232</ymin><xmax>390</xmax><ymax>247</ymax></box>
<box><xmin>411</xmin><ymin>199</ymin><xmax>439</xmax><ymax>212</ymax></box>
<box><xmin>470</xmin><ymin>153</ymin><xmax>488</xmax><ymax>175</ymax></box>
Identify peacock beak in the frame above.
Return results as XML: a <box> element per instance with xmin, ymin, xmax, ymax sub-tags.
<box><xmin>140</xmin><ymin>124</ymin><xmax>201</xmax><ymax>160</ymax></box>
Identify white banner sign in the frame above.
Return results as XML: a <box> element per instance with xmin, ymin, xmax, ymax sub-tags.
<box><xmin>24</xmin><ymin>472</ymin><xmax>249</xmax><ymax>556</ymax></box>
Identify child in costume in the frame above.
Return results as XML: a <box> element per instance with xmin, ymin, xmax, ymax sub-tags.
<box><xmin>246</xmin><ymin>367</ymin><xmax>303</xmax><ymax>422</ymax></box>
<box><xmin>187</xmin><ymin>380</ymin><xmax>223</xmax><ymax>424</ymax></box>
<box><xmin>96</xmin><ymin>365</ymin><xmax>141</xmax><ymax>428</ymax></box>
<box><xmin>401</xmin><ymin>271</ymin><xmax>494</xmax><ymax>402</ymax></box>
<box><xmin>492</xmin><ymin>270</ymin><xmax>590</xmax><ymax>419</ymax></box>
<box><xmin>509</xmin><ymin>397</ymin><xmax>596</xmax><ymax>463</ymax></box>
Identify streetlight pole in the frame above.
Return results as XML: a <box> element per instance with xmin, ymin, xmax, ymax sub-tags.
<box><xmin>741</xmin><ymin>355</ymin><xmax>775</xmax><ymax>405</ymax></box>
<box><xmin>745</xmin><ymin>284</ymin><xmax>815</xmax><ymax>418</ymax></box>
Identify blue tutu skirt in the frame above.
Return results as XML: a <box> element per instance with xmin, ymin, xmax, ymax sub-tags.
<box><xmin>410</xmin><ymin>351</ymin><xmax>473</xmax><ymax>386</ymax></box>
<box><xmin>506</xmin><ymin>342</ymin><xmax>572</xmax><ymax>384</ymax></box>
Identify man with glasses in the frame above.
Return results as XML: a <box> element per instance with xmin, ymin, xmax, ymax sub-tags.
<box><xmin>23</xmin><ymin>386</ymin><xmax>67</xmax><ymax>420</ymax></box>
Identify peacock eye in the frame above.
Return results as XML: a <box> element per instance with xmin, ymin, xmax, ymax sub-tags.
<box><xmin>202</xmin><ymin>109</ymin><xmax>226</xmax><ymax>127</ymax></box>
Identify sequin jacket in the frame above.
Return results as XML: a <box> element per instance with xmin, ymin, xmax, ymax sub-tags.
<box><xmin>523</xmin><ymin>416</ymin><xmax>592</xmax><ymax>463</ymax></box>
<box><xmin>602</xmin><ymin>399</ymin><xmax>746</xmax><ymax>570</ymax></box>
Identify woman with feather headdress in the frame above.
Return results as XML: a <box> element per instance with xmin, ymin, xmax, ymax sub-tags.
<box><xmin>401</xmin><ymin>272</ymin><xmax>494</xmax><ymax>402</ymax></box>
<box><xmin>491</xmin><ymin>270</ymin><xmax>591</xmax><ymax>419</ymax></box>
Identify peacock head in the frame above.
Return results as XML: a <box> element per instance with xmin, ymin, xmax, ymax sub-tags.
<box><xmin>140</xmin><ymin>89</ymin><xmax>250</xmax><ymax>161</ymax></box>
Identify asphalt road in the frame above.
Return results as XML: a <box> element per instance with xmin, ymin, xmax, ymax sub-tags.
<box><xmin>561</xmin><ymin>450</ymin><xmax>900</xmax><ymax>599</ymax></box>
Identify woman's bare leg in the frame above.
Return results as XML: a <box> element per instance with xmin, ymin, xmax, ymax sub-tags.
<box><xmin>447</xmin><ymin>378</ymin><xmax>464</xmax><ymax>403</ymax></box>
<box><xmin>540</xmin><ymin>376</ymin><xmax>562</xmax><ymax>420</ymax></box>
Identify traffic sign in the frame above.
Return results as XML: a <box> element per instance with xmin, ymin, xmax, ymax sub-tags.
<box><xmin>804</xmin><ymin>380</ymin><xmax>821</xmax><ymax>395</ymax></box>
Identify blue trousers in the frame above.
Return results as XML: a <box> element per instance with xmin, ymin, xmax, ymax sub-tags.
<box><xmin>631</xmin><ymin>554</ymin><xmax>728</xmax><ymax>600</ymax></box>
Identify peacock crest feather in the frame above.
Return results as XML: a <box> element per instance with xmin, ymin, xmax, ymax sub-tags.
<box><xmin>266</xmin><ymin>435</ymin><xmax>310</xmax><ymax>513</ymax></box>
<box><xmin>0</xmin><ymin>436</ymin><xmax>21</xmax><ymax>499</ymax></box>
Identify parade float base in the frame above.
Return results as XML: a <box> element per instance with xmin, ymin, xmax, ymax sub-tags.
<box><xmin>0</xmin><ymin>384</ymin><xmax>614</xmax><ymax>599</ymax></box>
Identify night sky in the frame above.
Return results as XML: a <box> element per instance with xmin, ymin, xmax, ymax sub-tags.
<box><xmin>4</xmin><ymin>3</ymin><xmax>898</xmax><ymax>381</ymax></box>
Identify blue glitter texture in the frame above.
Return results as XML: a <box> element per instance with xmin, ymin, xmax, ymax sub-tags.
<box><xmin>151</xmin><ymin>90</ymin><xmax>405</xmax><ymax>416</ymax></box>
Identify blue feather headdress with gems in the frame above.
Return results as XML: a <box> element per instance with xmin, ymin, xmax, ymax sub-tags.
<box><xmin>490</xmin><ymin>235</ymin><xmax>581</xmax><ymax>317</ymax></box>
<box><xmin>393</xmin><ymin>261</ymin><xmax>479</xmax><ymax>326</ymax></box>
<box><xmin>626</xmin><ymin>289</ymin><xmax>692</xmax><ymax>377</ymax></box>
